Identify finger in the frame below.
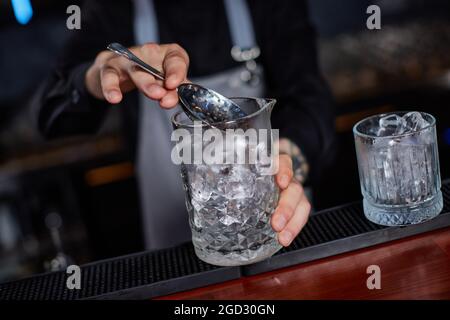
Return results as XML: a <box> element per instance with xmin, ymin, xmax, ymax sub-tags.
<box><xmin>271</xmin><ymin>181</ymin><xmax>303</xmax><ymax>232</ymax></box>
<box><xmin>146</xmin><ymin>84</ymin><xmax>167</xmax><ymax>100</ymax></box>
<box><xmin>163</xmin><ymin>44</ymin><xmax>189</xmax><ymax>89</ymax></box>
<box><xmin>100</xmin><ymin>67</ymin><xmax>122</xmax><ymax>104</ymax></box>
<box><xmin>95</xmin><ymin>50</ymin><xmax>116</xmax><ymax>64</ymax></box>
<box><xmin>128</xmin><ymin>65</ymin><xmax>158</xmax><ymax>85</ymax></box>
<box><xmin>128</xmin><ymin>67</ymin><xmax>167</xmax><ymax>100</ymax></box>
<box><xmin>278</xmin><ymin>193</ymin><xmax>311</xmax><ymax>247</ymax></box>
<box><xmin>276</xmin><ymin>154</ymin><xmax>293</xmax><ymax>189</ymax></box>
<box><xmin>100</xmin><ymin>56</ymin><xmax>136</xmax><ymax>103</ymax></box>
<box><xmin>159</xmin><ymin>90</ymin><xmax>179</xmax><ymax>109</ymax></box>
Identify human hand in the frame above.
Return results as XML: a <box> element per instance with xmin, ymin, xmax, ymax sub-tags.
<box><xmin>85</xmin><ymin>43</ymin><xmax>189</xmax><ymax>108</ymax></box>
<box><xmin>271</xmin><ymin>154</ymin><xmax>311</xmax><ymax>247</ymax></box>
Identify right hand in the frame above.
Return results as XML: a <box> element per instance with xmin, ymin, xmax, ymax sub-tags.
<box><xmin>85</xmin><ymin>43</ymin><xmax>189</xmax><ymax>109</ymax></box>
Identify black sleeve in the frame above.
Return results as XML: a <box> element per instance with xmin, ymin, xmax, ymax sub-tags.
<box><xmin>253</xmin><ymin>0</ymin><xmax>336</xmax><ymax>182</ymax></box>
<box><xmin>36</xmin><ymin>0</ymin><xmax>135</xmax><ymax>138</ymax></box>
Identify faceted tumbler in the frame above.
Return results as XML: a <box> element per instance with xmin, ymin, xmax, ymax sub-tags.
<box><xmin>353</xmin><ymin>111</ymin><xmax>443</xmax><ymax>226</ymax></box>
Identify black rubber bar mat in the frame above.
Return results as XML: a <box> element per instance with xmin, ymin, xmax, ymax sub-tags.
<box><xmin>0</xmin><ymin>179</ymin><xmax>449</xmax><ymax>300</ymax></box>
<box><xmin>243</xmin><ymin>179</ymin><xmax>450</xmax><ymax>276</ymax></box>
<box><xmin>0</xmin><ymin>243</ymin><xmax>241</xmax><ymax>300</ymax></box>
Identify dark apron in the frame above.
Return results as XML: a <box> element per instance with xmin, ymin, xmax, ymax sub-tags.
<box><xmin>133</xmin><ymin>0</ymin><xmax>266</xmax><ymax>250</ymax></box>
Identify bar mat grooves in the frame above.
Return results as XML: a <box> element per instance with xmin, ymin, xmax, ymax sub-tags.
<box><xmin>1</xmin><ymin>180</ymin><xmax>449</xmax><ymax>300</ymax></box>
<box><xmin>244</xmin><ymin>180</ymin><xmax>450</xmax><ymax>276</ymax></box>
<box><xmin>0</xmin><ymin>243</ymin><xmax>241</xmax><ymax>300</ymax></box>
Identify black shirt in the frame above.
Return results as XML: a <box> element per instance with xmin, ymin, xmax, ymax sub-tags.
<box><xmin>37</xmin><ymin>0</ymin><xmax>335</xmax><ymax>183</ymax></box>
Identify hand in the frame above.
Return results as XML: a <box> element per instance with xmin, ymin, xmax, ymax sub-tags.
<box><xmin>85</xmin><ymin>43</ymin><xmax>189</xmax><ymax>108</ymax></box>
<box><xmin>271</xmin><ymin>154</ymin><xmax>311</xmax><ymax>247</ymax></box>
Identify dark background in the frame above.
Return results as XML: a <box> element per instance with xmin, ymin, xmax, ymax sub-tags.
<box><xmin>0</xmin><ymin>0</ymin><xmax>449</xmax><ymax>283</ymax></box>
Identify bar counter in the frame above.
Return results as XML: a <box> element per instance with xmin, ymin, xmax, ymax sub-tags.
<box><xmin>1</xmin><ymin>180</ymin><xmax>449</xmax><ymax>300</ymax></box>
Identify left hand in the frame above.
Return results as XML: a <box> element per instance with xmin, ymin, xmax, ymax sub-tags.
<box><xmin>271</xmin><ymin>154</ymin><xmax>311</xmax><ymax>247</ymax></box>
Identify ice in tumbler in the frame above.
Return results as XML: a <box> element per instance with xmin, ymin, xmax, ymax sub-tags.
<box><xmin>354</xmin><ymin>111</ymin><xmax>443</xmax><ymax>226</ymax></box>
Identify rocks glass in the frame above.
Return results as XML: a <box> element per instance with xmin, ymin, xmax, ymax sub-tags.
<box><xmin>353</xmin><ymin>111</ymin><xmax>443</xmax><ymax>226</ymax></box>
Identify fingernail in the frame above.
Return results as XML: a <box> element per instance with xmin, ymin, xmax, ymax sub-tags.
<box><xmin>279</xmin><ymin>230</ymin><xmax>292</xmax><ymax>246</ymax></box>
<box><xmin>274</xmin><ymin>216</ymin><xmax>287</xmax><ymax>231</ymax></box>
<box><xmin>108</xmin><ymin>91</ymin><xmax>120</xmax><ymax>102</ymax></box>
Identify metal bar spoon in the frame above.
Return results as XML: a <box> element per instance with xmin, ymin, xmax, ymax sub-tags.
<box><xmin>107</xmin><ymin>43</ymin><xmax>247</xmax><ymax>124</ymax></box>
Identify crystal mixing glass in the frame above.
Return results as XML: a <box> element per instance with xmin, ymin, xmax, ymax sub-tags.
<box><xmin>172</xmin><ymin>98</ymin><xmax>282</xmax><ymax>266</ymax></box>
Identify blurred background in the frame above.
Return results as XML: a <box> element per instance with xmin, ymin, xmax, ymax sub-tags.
<box><xmin>0</xmin><ymin>0</ymin><xmax>449</xmax><ymax>283</ymax></box>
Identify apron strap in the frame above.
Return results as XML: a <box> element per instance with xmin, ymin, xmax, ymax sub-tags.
<box><xmin>133</xmin><ymin>0</ymin><xmax>259</xmax><ymax>62</ymax></box>
<box><xmin>223</xmin><ymin>0</ymin><xmax>258</xmax><ymax>49</ymax></box>
<box><xmin>223</xmin><ymin>0</ymin><xmax>260</xmax><ymax>62</ymax></box>
<box><xmin>133</xmin><ymin>0</ymin><xmax>159</xmax><ymax>44</ymax></box>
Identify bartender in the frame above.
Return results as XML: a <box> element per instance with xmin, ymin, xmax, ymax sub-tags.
<box><xmin>37</xmin><ymin>0</ymin><xmax>335</xmax><ymax>250</ymax></box>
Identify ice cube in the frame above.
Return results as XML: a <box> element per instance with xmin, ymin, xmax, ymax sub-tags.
<box><xmin>377</xmin><ymin>114</ymin><xmax>406</xmax><ymax>136</ymax></box>
<box><xmin>402</xmin><ymin>112</ymin><xmax>429</xmax><ymax>132</ymax></box>
<box><xmin>189</xmin><ymin>165</ymin><xmax>212</xmax><ymax>202</ymax></box>
<box><xmin>217</xmin><ymin>165</ymin><xmax>256</xmax><ymax>199</ymax></box>
<box><xmin>210</xmin><ymin>164</ymin><xmax>232</xmax><ymax>175</ymax></box>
